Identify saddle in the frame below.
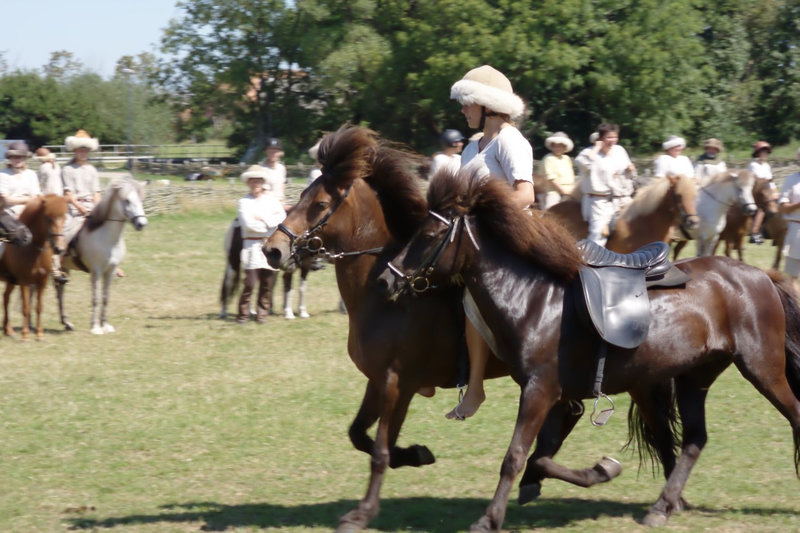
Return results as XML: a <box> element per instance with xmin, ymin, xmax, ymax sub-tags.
<box><xmin>576</xmin><ymin>240</ymin><xmax>688</xmax><ymax>349</ymax></box>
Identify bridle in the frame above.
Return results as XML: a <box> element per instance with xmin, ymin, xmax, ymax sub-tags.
<box><xmin>276</xmin><ymin>183</ymin><xmax>384</xmax><ymax>262</ymax></box>
<box><xmin>670</xmin><ymin>184</ymin><xmax>699</xmax><ymax>239</ymax></box>
<box><xmin>385</xmin><ymin>210</ymin><xmax>479</xmax><ymax>296</ymax></box>
<box><xmin>699</xmin><ymin>180</ymin><xmax>756</xmax><ymax>213</ymax></box>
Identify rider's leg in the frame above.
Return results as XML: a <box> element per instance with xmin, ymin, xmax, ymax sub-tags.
<box><xmin>750</xmin><ymin>209</ymin><xmax>765</xmax><ymax>244</ymax></box>
<box><xmin>446</xmin><ymin>318</ymin><xmax>489</xmax><ymax>420</ymax></box>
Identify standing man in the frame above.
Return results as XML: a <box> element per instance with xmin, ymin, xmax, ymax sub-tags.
<box><xmin>575</xmin><ymin>123</ymin><xmax>636</xmax><ymax>246</ymax></box>
<box><xmin>36</xmin><ymin>147</ymin><xmax>63</xmax><ymax>195</ymax></box>
<box><xmin>779</xmin><ymin>147</ymin><xmax>800</xmax><ymax>291</ymax></box>
<box><xmin>261</xmin><ymin>138</ymin><xmax>288</xmax><ymax>207</ymax></box>
<box><xmin>0</xmin><ymin>141</ymin><xmax>41</xmax><ymax>218</ymax></box>
<box><xmin>236</xmin><ymin>165</ymin><xmax>287</xmax><ymax>325</ymax></box>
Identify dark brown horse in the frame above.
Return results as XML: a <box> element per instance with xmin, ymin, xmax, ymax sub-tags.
<box><xmin>716</xmin><ymin>177</ymin><xmax>786</xmax><ymax>269</ymax></box>
<box><xmin>0</xmin><ymin>194</ymin><xmax>67</xmax><ymax>340</ymax></box>
<box><xmin>546</xmin><ymin>174</ymin><xmax>699</xmax><ymax>253</ymax></box>
<box><xmin>381</xmin><ymin>169</ymin><xmax>800</xmax><ymax>531</ymax></box>
<box><xmin>264</xmin><ymin>127</ymin><xmax>631</xmax><ymax>532</ymax></box>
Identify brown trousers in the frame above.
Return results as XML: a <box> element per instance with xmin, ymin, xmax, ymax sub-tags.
<box><xmin>237</xmin><ymin>268</ymin><xmax>277</xmax><ymax>321</ymax></box>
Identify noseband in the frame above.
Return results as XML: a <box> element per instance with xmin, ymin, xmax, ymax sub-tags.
<box><xmin>670</xmin><ymin>185</ymin><xmax>699</xmax><ymax>239</ymax></box>
<box><xmin>386</xmin><ymin>210</ymin><xmax>479</xmax><ymax>296</ymax></box>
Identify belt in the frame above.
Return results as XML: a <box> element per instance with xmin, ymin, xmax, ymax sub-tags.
<box><xmin>587</xmin><ymin>193</ymin><xmax>611</xmax><ymax>198</ymax></box>
<box><xmin>244</xmin><ymin>237</ymin><xmax>264</xmax><ymax>240</ymax></box>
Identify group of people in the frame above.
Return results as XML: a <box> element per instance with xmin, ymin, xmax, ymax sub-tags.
<box><xmin>0</xmin><ymin>130</ymin><xmax>105</xmax><ymax>282</ymax></box>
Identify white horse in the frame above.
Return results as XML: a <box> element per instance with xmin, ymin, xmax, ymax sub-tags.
<box><xmin>695</xmin><ymin>170</ymin><xmax>756</xmax><ymax>256</ymax></box>
<box><xmin>57</xmin><ymin>177</ymin><xmax>148</xmax><ymax>334</ymax></box>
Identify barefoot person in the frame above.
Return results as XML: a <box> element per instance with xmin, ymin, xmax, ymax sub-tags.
<box><xmin>448</xmin><ymin>64</ymin><xmax>534</xmax><ymax>419</ymax></box>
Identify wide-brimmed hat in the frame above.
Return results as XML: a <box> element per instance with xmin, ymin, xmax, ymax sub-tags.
<box><xmin>240</xmin><ymin>164</ymin><xmax>274</xmax><ymax>183</ymax></box>
<box><xmin>752</xmin><ymin>140</ymin><xmax>772</xmax><ymax>157</ymax></box>
<box><xmin>703</xmin><ymin>138</ymin><xmax>724</xmax><ymax>152</ymax></box>
<box><xmin>265</xmin><ymin>138</ymin><xmax>283</xmax><ymax>151</ymax></box>
<box><xmin>65</xmin><ymin>130</ymin><xmax>99</xmax><ymax>152</ymax></box>
<box><xmin>450</xmin><ymin>65</ymin><xmax>525</xmax><ymax>120</ymax></box>
<box><xmin>662</xmin><ymin>135</ymin><xmax>686</xmax><ymax>151</ymax></box>
<box><xmin>6</xmin><ymin>141</ymin><xmax>30</xmax><ymax>157</ymax></box>
<box><xmin>545</xmin><ymin>131</ymin><xmax>573</xmax><ymax>153</ymax></box>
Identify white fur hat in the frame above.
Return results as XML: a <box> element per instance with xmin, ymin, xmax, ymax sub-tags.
<box><xmin>65</xmin><ymin>129</ymin><xmax>99</xmax><ymax>152</ymax></box>
<box><xmin>662</xmin><ymin>135</ymin><xmax>686</xmax><ymax>151</ymax></box>
<box><xmin>589</xmin><ymin>132</ymin><xmax>599</xmax><ymax>143</ymax></box>
<box><xmin>450</xmin><ymin>65</ymin><xmax>525</xmax><ymax>120</ymax></box>
<box><xmin>545</xmin><ymin>131</ymin><xmax>574</xmax><ymax>153</ymax></box>
<box><xmin>241</xmin><ymin>164</ymin><xmax>274</xmax><ymax>184</ymax></box>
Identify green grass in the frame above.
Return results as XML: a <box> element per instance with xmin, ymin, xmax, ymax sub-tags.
<box><xmin>0</xmin><ymin>209</ymin><xmax>798</xmax><ymax>532</ymax></box>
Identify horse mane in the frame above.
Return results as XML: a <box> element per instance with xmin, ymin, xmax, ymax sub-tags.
<box><xmin>84</xmin><ymin>177</ymin><xmax>145</xmax><ymax>232</ymax></box>
<box><xmin>318</xmin><ymin>126</ymin><xmax>427</xmax><ymax>242</ymax></box>
<box><xmin>428</xmin><ymin>170</ymin><xmax>584</xmax><ymax>281</ymax></box>
<box><xmin>619</xmin><ymin>178</ymin><xmax>672</xmax><ymax>220</ymax></box>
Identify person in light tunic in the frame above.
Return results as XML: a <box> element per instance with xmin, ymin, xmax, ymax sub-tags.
<box><xmin>778</xmin><ymin>147</ymin><xmax>800</xmax><ymax>290</ymax></box>
<box><xmin>446</xmin><ymin>64</ymin><xmax>534</xmax><ymax>420</ymax></box>
<box><xmin>236</xmin><ymin>165</ymin><xmax>287</xmax><ymax>325</ymax></box>
<box><xmin>542</xmin><ymin>131</ymin><xmax>576</xmax><ymax>208</ymax></box>
<box><xmin>653</xmin><ymin>135</ymin><xmax>694</xmax><ymax>182</ymax></box>
<box><xmin>261</xmin><ymin>137</ymin><xmax>288</xmax><ymax>207</ymax></box>
<box><xmin>62</xmin><ymin>130</ymin><xmax>102</xmax><ymax>242</ymax></box>
<box><xmin>36</xmin><ymin>147</ymin><xmax>63</xmax><ymax>195</ymax></box>
<box><xmin>748</xmin><ymin>140</ymin><xmax>775</xmax><ymax>244</ymax></box>
<box><xmin>0</xmin><ymin>141</ymin><xmax>41</xmax><ymax>218</ymax></box>
<box><xmin>694</xmin><ymin>138</ymin><xmax>727</xmax><ymax>186</ymax></box>
<box><xmin>427</xmin><ymin>129</ymin><xmax>464</xmax><ymax>180</ymax></box>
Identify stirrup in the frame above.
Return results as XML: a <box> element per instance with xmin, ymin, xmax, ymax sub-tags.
<box><xmin>590</xmin><ymin>393</ymin><xmax>615</xmax><ymax>426</ymax></box>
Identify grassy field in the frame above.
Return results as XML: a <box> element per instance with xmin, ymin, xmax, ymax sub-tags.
<box><xmin>1</xmin><ymin>207</ymin><xmax>799</xmax><ymax>533</ymax></box>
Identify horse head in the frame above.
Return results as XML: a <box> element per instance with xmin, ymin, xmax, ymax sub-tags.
<box><xmin>668</xmin><ymin>174</ymin><xmax>700</xmax><ymax>237</ymax></box>
<box><xmin>264</xmin><ymin>125</ymin><xmax>426</xmax><ymax>269</ymax></box>
<box><xmin>732</xmin><ymin>170</ymin><xmax>757</xmax><ymax>216</ymax></box>
<box><xmin>0</xmin><ymin>211</ymin><xmax>32</xmax><ymax>246</ymax></box>
<box><xmin>753</xmin><ymin>177</ymin><xmax>779</xmax><ymax>214</ymax></box>
<box><xmin>25</xmin><ymin>194</ymin><xmax>68</xmax><ymax>254</ymax></box>
<box><xmin>111</xmin><ymin>178</ymin><xmax>148</xmax><ymax>231</ymax></box>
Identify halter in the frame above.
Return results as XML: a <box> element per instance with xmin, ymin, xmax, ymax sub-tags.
<box><xmin>670</xmin><ymin>182</ymin><xmax>699</xmax><ymax>239</ymax></box>
<box><xmin>276</xmin><ymin>183</ymin><xmax>385</xmax><ymax>263</ymax></box>
<box><xmin>385</xmin><ymin>210</ymin><xmax>480</xmax><ymax>296</ymax></box>
<box><xmin>699</xmin><ymin>181</ymin><xmax>756</xmax><ymax>213</ymax></box>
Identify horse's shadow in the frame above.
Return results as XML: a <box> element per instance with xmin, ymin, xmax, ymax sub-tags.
<box><xmin>64</xmin><ymin>496</ymin><xmax>797</xmax><ymax>531</ymax></box>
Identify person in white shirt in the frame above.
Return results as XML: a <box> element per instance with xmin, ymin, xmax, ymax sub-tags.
<box><xmin>0</xmin><ymin>141</ymin><xmax>41</xmax><ymax>218</ymax></box>
<box><xmin>446</xmin><ymin>64</ymin><xmax>534</xmax><ymax>420</ymax></box>
<box><xmin>574</xmin><ymin>123</ymin><xmax>636</xmax><ymax>246</ymax></box>
<box><xmin>427</xmin><ymin>129</ymin><xmax>464</xmax><ymax>180</ymax></box>
<box><xmin>261</xmin><ymin>138</ymin><xmax>288</xmax><ymax>207</ymax></box>
<box><xmin>542</xmin><ymin>131</ymin><xmax>576</xmax><ymax>208</ymax></box>
<box><xmin>778</xmin><ymin>147</ymin><xmax>800</xmax><ymax>288</ymax></box>
<box><xmin>654</xmin><ymin>135</ymin><xmax>694</xmax><ymax>182</ymax></box>
<box><xmin>694</xmin><ymin>138</ymin><xmax>727</xmax><ymax>186</ymax></box>
<box><xmin>748</xmin><ymin>140</ymin><xmax>775</xmax><ymax>244</ymax></box>
<box><xmin>35</xmin><ymin>147</ymin><xmax>63</xmax><ymax>195</ymax></box>
<box><xmin>236</xmin><ymin>165</ymin><xmax>287</xmax><ymax>324</ymax></box>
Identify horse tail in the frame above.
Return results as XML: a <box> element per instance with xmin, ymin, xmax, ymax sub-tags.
<box><xmin>768</xmin><ymin>271</ymin><xmax>800</xmax><ymax>474</ymax></box>
<box><xmin>623</xmin><ymin>380</ymin><xmax>681</xmax><ymax>476</ymax></box>
<box><xmin>220</xmin><ymin>220</ymin><xmax>242</xmax><ymax>316</ymax></box>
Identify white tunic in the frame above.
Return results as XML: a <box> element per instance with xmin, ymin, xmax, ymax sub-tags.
<box><xmin>748</xmin><ymin>160</ymin><xmax>773</xmax><ymax>180</ymax></box>
<box><xmin>460</xmin><ymin>126</ymin><xmax>533</xmax><ymax>186</ymax></box>
<box><xmin>0</xmin><ymin>168</ymin><xmax>42</xmax><ymax>217</ymax></box>
<box><xmin>62</xmin><ymin>163</ymin><xmax>101</xmax><ymax>216</ymax></box>
<box><xmin>653</xmin><ymin>154</ymin><xmax>694</xmax><ymax>179</ymax></box>
<box><xmin>694</xmin><ymin>159</ymin><xmax>727</xmax><ymax>185</ymax></box>
<box><xmin>779</xmin><ymin>172</ymin><xmax>800</xmax><ymax>259</ymax></box>
<box><xmin>260</xmin><ymin>161</ymin><xmax>287</xmax><ymax>201</ymax></box>
<box><xmin>237</xmin><ymin>192</ymin><xmax>286</xmax><ymax>270</ymax></box>
<box><xmin>575</xmin><ymin>144</ymin><xmax>632</xmax><ymax>195</ymax></box>
<box><xmin>38</xmin><ymin>161</ymin><xmax>63</xmax><ymax>195</ymax></box>
<box><xmin>428</xmin><ymin>153</ymin><xmax>461</xmax><ymax>179</ymax></box>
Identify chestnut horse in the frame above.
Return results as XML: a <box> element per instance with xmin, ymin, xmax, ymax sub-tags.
<box><xmin>546</xmin><ymin>174</ymin><xmax>699</xmax><ymax>253</ymax></box>
<box><xmin>381</xmin><ymin>169</ymin><xmax>800</xmax><ymax>531</ymax></box>
<box><xmin>715</xmin><ymin>177</ymin><xmax>786</xmax><ymax>269</ymax></box>
<box><xmin>0</xmin><ymin>194</ymin><xmax>68</xmax><ymax>340</ymax></box>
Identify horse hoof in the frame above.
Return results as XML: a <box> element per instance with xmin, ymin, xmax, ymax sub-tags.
<box><xmin>284</xmin><ymin>312</ymin><xmax>296</xmax><ymax>320</ymax></box>
<box><xmin>102</xmin><ymin>324</ymin><xmax>115</xmax><ymax>334</ymax></box>
<box><xmin>299</xmin><ymin>310</ymin><xmax>310</xmax><ymax>318</ymax></box>
<box><xmin>518</xmin><ymin>482</ymin><xmax>542</xmax><ymax>505</ymax></box>
<box><xmin>468</xmin><ymin>516</ymin><xmax>493</xmax><ymax>533</ymax></box>
<box><xmin>63</xmin><ymin>322</ymin><xmax>74</xmax><ymax>331</ymax></box>
<box><xmin>641</xmin><ymin>509</ymin><xmax>669</xmax><ymax>527</ymax></box>
<box><xmin>91</xmin><ymin>327</ymin><xmax>104</xmax><ymax>335</ymax></box>
<box><xmin>593</xmin><ymin>456</ymin><xmax>623</xmax><ymax>482</ymax></box>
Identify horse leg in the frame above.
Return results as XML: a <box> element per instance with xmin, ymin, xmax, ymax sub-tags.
<box><xmin>471</xmin><ymin>383</ymin><xmax>556</xmax><ymax>533</ymax></box>
<box><xmin>3</xmin><ymin>283</ymin><xmax>14</xmax><ymax>337</ymax></box>
<box><xmin>672</xmin><ymin>240</ymin><xmax>687</xmax><ymax>260</ymax></box>
<box><xmin>283</xmin><ymin>270</ymin><xmax>295</xmax><ymax>319</ymax></box>
<box><xmin>517</xmin><ymin>400</ymin><xmax>620</xmax><ymax>504</ymax></box>
<box><xmin>298</xmin><ymin>267</ymin><xmax>310</xmax><ymax>318</ymax></box>
<box><xmin>338</xmin><ymin>369</ymin><xmax>403</xmax><ymax>532</ymax></box>
<box><xmin>34</xmin><ymin>281</ymin><xmax>45</xmax><ymax>340</ymax></box>
<box><xmin>90</xmin><ymin>271</ymin><xmax>103</xmax><ymax>334</ymax></box>
<box><xmin>55</xmin><ymin>269</ymin><xmax>74</xmax><ymax>331</ymax></box>
<box><xmin>219</xmin><ymin>261</ymin><xmax>239</xmax><ymax>319</ymax></box>
<box><xmin>101</xmin><ymin>268</ymin><xmax>115</xmax><ymax>333</ymax></box>
<box><xmin>19</xmin><ymin>283</ymin><xmax>30</xmax><ymax>341</ymax></box>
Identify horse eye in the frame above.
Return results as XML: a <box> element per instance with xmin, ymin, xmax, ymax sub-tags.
<box><xmin>315</xmin><ymin>201</ymin><xmax>330</xmax><ymax>210</ymax></box>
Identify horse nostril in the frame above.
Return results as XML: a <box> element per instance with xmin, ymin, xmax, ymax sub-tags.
<box><xmin>265</xmin><ymin>248</ymin><xmax>282</xmax><ymax>269</ymax></box>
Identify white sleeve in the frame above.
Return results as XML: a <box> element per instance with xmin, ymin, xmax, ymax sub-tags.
<box><xmin>496</xmin><ymin>131</ymin><xmax>533</xmax><ymax>183</ymax></box>
<box><xmin>237</xmin><ymin>198</ymin><xmax>268</xmax><ymax>234</ymax></box>
<box><xmin>653</xmin><ymin>155</ymin><xmax>668</xmax><ymax>178</ymax></box>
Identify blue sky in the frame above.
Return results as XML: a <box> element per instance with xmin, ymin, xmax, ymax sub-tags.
<box><xmin>1</xmin><ymin>0</ymin><xmax>180</xmax><ymax>78</ymax></box>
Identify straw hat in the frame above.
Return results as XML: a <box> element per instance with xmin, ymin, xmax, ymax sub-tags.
<box><xmin>545</xmin><ymin>131</ymin><xmax>574</xmax><ymax>153</ymax></box>
<box><xmin>5</xmin><ymin>141</ymin><xmax>30</xmax><ymax>157</ymax></box>
<box><xmin>703</xmin><ymin>138</ymin><xmax>724</xmax><ymax>152</ymax></box>
<box><xmin>662</xmin><ymin>135</ymin><xmax>686</xmax><ymax>151</ymax></box>
<box><xmin>65</xmin><ymin>130</ymin><xmax>99</xmax><ymax>152</ymax></box>
<box><xmin>752</xmin><ymin>140</ymin><xmax>772</xmax><ymax>158</ymax></box>
<box><xmin>450</xmin><ymin>65</ymin><xmax>525</xmax><ymax>120</ymax></box>
<box><xmin>240</xmin><ymin>164</ymin><xmax>274</xmax><ymax>183</ymax></box>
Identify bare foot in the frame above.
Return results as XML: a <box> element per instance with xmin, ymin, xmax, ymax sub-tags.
<box><xmin>445</xmin><ymin>389</ymin><xmax>485</xmax><ymax>420</ymax></box>
<box><xmin>115</xmin><ymin>267</ymin><xmax>125</xmax><ymax>278</ymax></box>
<box><xmin>417</xmin><ymin>386</ymin><xmax>435</xmax><ymax>397</ymax></box>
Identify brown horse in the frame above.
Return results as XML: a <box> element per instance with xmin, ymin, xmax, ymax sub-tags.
<box><xmin>546</xmin><ymin>175</ymin><xmax>699</xmax><ymax>253</ymax></box>
<box><xmin>716</xmin><ymin>177</ymin><xmax>786</xmax><ymax>269</ymax></box>
<box><xmin>264</xmin><ymin>127</ymin><xmax>632</xmax><ymax>532</ymax></box>
<box><xmin>381</xmin><ymin>169</ymin><xmax>800</xmax><ymax>531</ymax></box>
<box><xmin>0</xmin><ymin>194</ymin><xmax>67</xmax><ymax>340</ymax></box>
